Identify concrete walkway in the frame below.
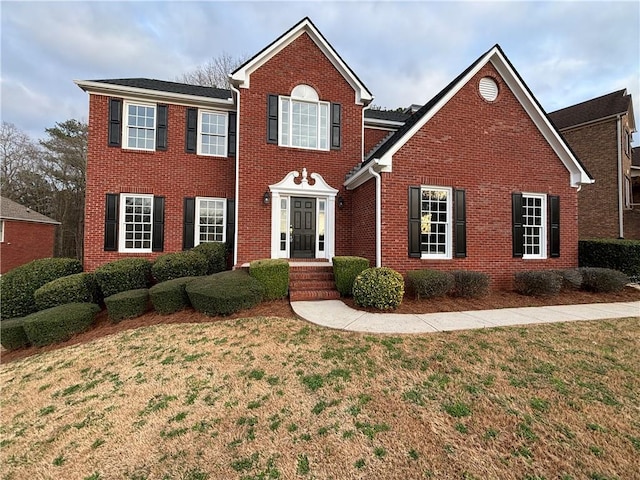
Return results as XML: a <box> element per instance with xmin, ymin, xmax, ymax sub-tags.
<box><xmin>290</xmin><ymin>300</ymin><xmax>640</xmax><ymax>334</ymax></box>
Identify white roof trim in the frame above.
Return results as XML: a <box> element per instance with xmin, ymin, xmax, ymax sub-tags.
<box><xmin>364</xmin><ymin>118</ymin><xmax>404</xmax><ymax>128</ymax></box>
<box><xmin>74</xmin><ymin>80</ymin><xmax>235</xmax><ymax>108</ymax></box>
<box><xmin>230</xmin><ymin>18</ymin><xmax>373</xmax><ymax>105</ymax></box>
<box><xmin>374</xmin><ymin>46</ymin><xmax>593</xmax><ymax>187</ymax></box>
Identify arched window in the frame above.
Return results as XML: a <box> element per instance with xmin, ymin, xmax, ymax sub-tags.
<box><xmin>279</xmin><ymin>85</ymin><xmax>330</xmax><ymax>150</ymax></box>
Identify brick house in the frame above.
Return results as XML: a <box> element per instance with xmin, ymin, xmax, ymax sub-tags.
<box><xmin>76</xmin><ymin>17</ymin><xmax>592</xmax><ymax>290</ymax></box>
<box><xmin>548</xmin><ymin>89</ymin><xmax>638</xmax><ymax>239</ymax></box>
<box><xmin>0</xmin><ymin>196</ymin><xmax>60</xmax><ymax>274</ymax></box>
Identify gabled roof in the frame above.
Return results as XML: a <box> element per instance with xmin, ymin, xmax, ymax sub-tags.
<box><xmin>0</xmin><ymin>197</ymin><xmax>60</xmax><ymax>225</ymax></box>
<box><xmin>75</xmin><ymin>78</ymin><xmax>234</xmax><ymax>106</ymax></box>
<box><xmin>346</xmin><ymin>44</ymin><xmax>593</xmax><ymax>189</ymax></box>
<box><xmin>364</xmin><ymin>110</ymin><xmax>411</xmax><ymax>123</ymax></box>
<box><xmin>231</xmin><ymin>17</ymin><xmax>373</xmax><ymax>105</ymax></box>
<box><xmin>548</xmin><ymin>89</ymin><xmax>635</xmax><ymax>131</ymax></box>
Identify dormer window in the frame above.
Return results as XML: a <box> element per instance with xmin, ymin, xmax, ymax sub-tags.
<box><xmin>279</xmin><ymin>85</ymin><xmax>330</xmax><ymax>151</ymax></box>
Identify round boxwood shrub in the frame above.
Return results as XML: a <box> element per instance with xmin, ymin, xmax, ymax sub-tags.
<box><xmin>579</xmin><ymin>267</ymin><xmax>629</xmax><ymax>293</ymax></box>
<box><xmin>34</xmin><ymin>273</ymin><xmax>100</xmax><ymax>311</ymax></box>
<box><xmin>406</xmin><ymin>269</ymin><xmax>455</xmax><ymax>299</ymax></box>
<box><xmin>22</xmin><ymin>303</ymin><xmax>101</xmax><ymax>347</ymax></box>
<box><xmin>353</xmin><ymin>267</ymin><xmax>404</xmax><ymax>310</ymax></box>
<box><xmin>452</xmin><ymin>270</ymin><xmax>490</xmax><ymax>298</ymax></box>
<box><xmin>332</xmin><ymin>256</ymin><xmax>370</xmax><ymax>296</ymax></box>
<box><xmin>94</xmin><ymin>258</ymin><xmax>152</xmax><ymax>298</ymax></box>
<box><xmin>151</xmin><ymin>251</ymin><xmax>208</xmax><ymax>283</ymax></box>
<box><xmin>249</xmin><ymin>258</ymin><xmax>289</xmax><ymax>300</ymax></box>
<box><xmin>191</xmin><ymin>242</ymin><xmax>228</xmax><ymax>274</ymax></box>
<box><xmin>0</xmin><ymin>318</ymin><xmax>30</xmax><ymax>350</ymax></box>
<box><xmin>0</xmin><ymin>257</ymin><xmax>83</xmax><ymax>319</ymax></box>
<box><xmin>186</xmin><ymin>270</ymin><xmax>264</xmax><ymax>316</ymax></box>
<box><xmin>104</xmin><ymin>289</ymin><xmax>150</xmax><ymax>323</ymax></box>
<box><xmin>514</xmin><ymin>270</ymin><xmax>562</xmax><ymax>296</ymax></box>
<box><xmin>149</xmin><ymin>277</ymin><xmax>201</xmax><ymax>315</ymax></box>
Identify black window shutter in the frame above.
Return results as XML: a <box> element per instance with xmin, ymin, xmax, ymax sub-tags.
<box><xmin>226</xmin><ymin>199</ymin><xmax>235</xmax><ymax>256</ymax></box>
<box><xmin>228</xmin><ymin>112</ymin><xmax>237</xmax><ymax>157</ymax></box>
<box><xmin>408</xmin><ymin>186</ymin><xmax>422</xmax><ymax>258</ymax></box>
<box><xmin>330</xmin><ymin>103</ymin><xmax>341</xmax><ymax>150</ymax></box>
<box><xmin>183</xmin><ymin>197</ymin><xmax>196</xmax><ymax>250</ymax></box>
<box><xmin>108</xmin><ymin>98</ymin><xmax>122</xmax><ymax>147</ymax></box>
<box><xmin>152</xmin><ymin>196</ymin><xmax>165</xmax><ymax>252</ymax></box>
<box><xmin>185</xmin><ymin>108</ymin><xmax>197</xmax><ymax>153</ymax></box>
<box><xmin>104</xmin><ymin>193</ymin><xmax>119</xmax><ymax>251</ymax></box>
<box><xmin>454</xmin><ymin>189</ymin><xmax>467</xmax><ymax>258</ymax></box>
<box><xmin>267</xmin><ymin>94</ymin><xmax>278</xmax><ymax>144</ymax></box>
<box><xmin>512</xmin><ymin>193</ymin><xmax>524</xmax><ymax>258</ymax></box>
<box><xmin>156</xmin><ymin>104</ymin><xmax>168</xmax><ymax>151</ymax></box>
<box><xmin>549</xmin><ymin>195</ymin><xmax>560</xmax><ymax>258</ymax></box>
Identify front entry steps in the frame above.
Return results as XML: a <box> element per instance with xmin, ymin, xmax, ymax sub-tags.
<box><xmin>288</xmin><ymin>260</ymin><xmax>341</xmax><ymax>301</ymax></box>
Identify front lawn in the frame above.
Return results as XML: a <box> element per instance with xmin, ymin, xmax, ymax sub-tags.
<box><xmin>1</xmin><ymin>315</ymin><xmax>638</xmax><ymax>479</ymax></box>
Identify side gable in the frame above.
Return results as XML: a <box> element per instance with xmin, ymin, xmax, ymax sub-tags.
<box><xmin>346</xmin><ymin>45</ymin><xmax>593</xmax><ymax>189</ymax></box>
<box><xmin>549</xmin><ymin>89</ymin><xmax>636</xmax><ymax>132</ymax></box>
<box><xmin>230</xmin><ymin>17</ymin><xmax>373</xmax><ymax>105</ymax></box>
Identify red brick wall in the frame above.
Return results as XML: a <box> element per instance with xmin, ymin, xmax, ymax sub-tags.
<box><xmin>0</xmin><ymin>221</ymin><xmax>57</xmax><ymax>274</ymax></box>
<box><xmin>350</xmin><ymin>178</ymin><xmax>376</xmax><ymax>265</ymax></box>
<box><xmin>235</xmin><ymin>32</ymin><xmax>363</xmax><ymax>264</ymax></box>
<box><xmin>364</xmin><ymin>127</ymin><xmax>394</xmax><ymax>156</ymax></box>
<box><xmin>379</xmin><ymin>64</ymin><xmax>580</xmax><ymax>289</ymax></box>
<box><xmin>84</xmin><ymin>95</ymin><xmax>235</xmax><ymax>271</ymax></box>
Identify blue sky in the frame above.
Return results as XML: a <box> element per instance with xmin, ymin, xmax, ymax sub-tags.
<box><xmin>2</xmin><ymin>1</ymin><xmax>639</xmax><ymax>143</ymax></box>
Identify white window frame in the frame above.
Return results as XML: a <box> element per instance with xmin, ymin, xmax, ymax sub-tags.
<box><xmin>197</xmin><ymin>110</ymin><xmax>228</xmax><ymax>157</ymax></box>
<box><xmin>522</xmin><ymin>193</ymin><xmax>547</xmax><ymax>259</ymax></box>
<box><xmin>122</xmin><ymin>101</ymin><xmax>156</xmax><ymax>151</ymax></box>
<box><xmin>119</xmin><ymin>193</ymin><xmax>154</xmax><ymax>253</ymax></box>
<box><xmin>278</xmin><ymin>85</ymin><xmax>330</xmax><ymax>151</ymax></box>
<box><xmin>0</xmin><ymin>220</ymin><xmax>4</xmax><ymax>242</ymax></box>
<box><xmin>194</xmin><ymin>197</ymin><xmax>226</xmax><ymax>245</ymax></box>
<box><xmin>420</xmin><ymin>186</ymin><xmax>452</xmax><ymax>260</ymax></box>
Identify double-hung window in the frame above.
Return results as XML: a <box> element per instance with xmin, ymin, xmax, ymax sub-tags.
<box><xmin>420</xmin><ymin>186</ymin><xmax>452</xmax><ymax>259</ymax></box>
<box><xmin>521</xmin><ymin>193</ymin><xmax>546</xmax><ymax>259</ymax></box>
<box><xmin>279</xmin><ymin>85</ymin><xmax>329</xmax><ymax>151</ymax></box>
<box><xmin>198</xmin><ymin>111</ymin><xmax>228</xmax><ymax>156</ymax></box>
<box><xmin>195</xmin><ymin>197</ymin><xmax>226</xmax><ymax>245</ymax></box>
<box><xmin>123</xmin><ymin>102</ymin><xmax>156</xmax><ymax>150</ymax></box>
<box><xmin>120</xmin><ymin>194</ymin><xmax>154</xmax><ymax>252</ymax></box>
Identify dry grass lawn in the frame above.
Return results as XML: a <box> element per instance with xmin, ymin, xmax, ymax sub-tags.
<box><xmin>1</xmin><ymin>314</ymin><xmax>639</xmax><ymax>480</ymax></box>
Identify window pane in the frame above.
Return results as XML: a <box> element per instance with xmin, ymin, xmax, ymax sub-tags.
<box><xmin>420</xmin><ymin>188</ymin><xmax>449</xmax><ymax>256</ymax></box>
<box><xmin>197</xmin><ymin>199</ymin><xmax>225</xmax><ymax>243</ymax></box>
<box><xmin>122</xmin><ymin>195</ymin><xmax>153</xmax><ymax>250</ymax></box>
<box><xmin>522</xmin><ymin>195</ymin><xmax>544</xmax><ymax>257</ymax></box>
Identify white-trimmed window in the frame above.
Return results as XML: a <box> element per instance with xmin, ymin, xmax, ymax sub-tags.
<box><xmin>0</xmin><ymin>220</ymin><xmax>4</xmax><ymax>242</ymax></box>
<box><xmin>279</xmin><ymin>85</ymin><xmax>329</xmax><ymax>151</ymax></box>
<box><xmin>123</xmin><ymin>102</ymin><xmax>156</xmax><ymax>151</ymax></box>
<box><xmin>522</xmin><ymin>193</ymin><xmax>546</xmax><ymax>259</ymax></box>
<box><xmin>198</xmin><ymin>111</ymin><xmax>228</xmax><ymax>156</ymax></box>
<box><xmin>195</xmin><ymin>197</ymin><xmax>226</xmax><ymax>245</ymax></box>
<box><xmin>120</xmin><ymin>194</ymin><xmax>154</xmax><ymax>252</ymax></box>
<box><xmin>420</xmin><ymin>186</ymin><xmax>452</xmax><ymax>259</ymax></box>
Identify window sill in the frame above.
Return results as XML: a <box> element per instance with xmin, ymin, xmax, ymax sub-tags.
<box><xmin>420</xmin><ymin>254</ymin><xmax>452</xmax><ymax>260</ymax></box>
<box><xmin>277</xmin><ymin>144</ymin><xmax>330</xmax><ymax>153</ymax></box>
<box><xmin>119</xmin><ymin>249</ymin><xmax>153</xmax><ymax>254</ymax></box>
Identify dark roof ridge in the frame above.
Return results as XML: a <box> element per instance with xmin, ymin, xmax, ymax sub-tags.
<box><xmin>549</xmin><ymin>89</ymin><xmax>628</xmax><ymax>116</ymax></box>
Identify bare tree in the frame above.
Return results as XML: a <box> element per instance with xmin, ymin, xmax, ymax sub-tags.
<box><xmin>0</xmin><ymin>122</ymin><xmax>42</xmax><ymax>199</ymax></box>
<box><xmin>176</xmin><ymin>51</ymin><xmax>248</xmax><ymax>89</ymax></box>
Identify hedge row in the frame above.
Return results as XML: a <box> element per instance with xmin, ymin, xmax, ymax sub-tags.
<box><xmin>34</xmin><ymin>273</ymin><xmax>100</xmax><ymax>310</ymax></box>
<box><xmin>579</xmin><ymin>239</ymin><xmax>640</xmax><ymax>278</ymax></box>
<box><xmin>515</xmin><ymin>267</ymin><xmax>629</xmax><ymax>296</ymax></box>
<box><xmin>186</xmin><ymin>270</ymin><xmax>264</xmax><ymax>316</ymax></box>
<box><xmin>249</xmin><ymin>259</ymin><xmax>289</xmax><ymax>300</ymax></box>
<box><xmin>406</xmin><ymin>269</ymin><xmax>490</xmax><ymax>299</ymax></box>
<box><xmin>149</xmin><ymin>277</ymin><xmax>201</xmax><ymax>315</ymax></box>
<box><xmin>104</xmin><ymin>289</ymin><xmax>150</xmax><ymax>323</ymax></box>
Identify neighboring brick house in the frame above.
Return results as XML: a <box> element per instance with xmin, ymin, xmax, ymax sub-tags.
<box><xmin>76</xmin><ymin>17</ymin><xmax>592</xmax><ymax>289</ymax></box>
<box><xmin>0</xmin><ymin>196</ymin><xmax>60</xmax><ymax>274</ymax></box>
<box><xmin>548</xmin><ymin>90</ymin><xmax>638</xmax><ymax>239</ymax></box>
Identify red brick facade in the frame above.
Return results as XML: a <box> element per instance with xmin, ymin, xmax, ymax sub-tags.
<box><xmin>0</xmin><ymin>221</ymin><xmax>57</xmax><ymax>274</ymax></box>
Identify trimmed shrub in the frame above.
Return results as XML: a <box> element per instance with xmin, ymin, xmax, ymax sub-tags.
<box><xmin>452</xmin><ymin>270</ymin><xmax>490</xmax><ymax>298</ymax></box>
<box><xmin>579</xmin><ymin>267</ymin><xmax>629</xmax><ymax>293</ymax></box>
<box><xmin>550</xmin><ymin>269</ymin><xmax>583</xmax><ymax>291</ymax></box>
<box><xmin>186</xmin><ymin>270</ymin><xmax>264</xmax><ymax>316</ymax></box>
<box><xmin>0</xmin><ymin>318</ymin><xmax>30</xmax><ymax>350</ymax></box>
<box><xmin>579</xmin><ymin>239</ymin><xmax>640</xmax><ymax>278</ymax></box>
<box><xmin>249</xmin><ymin>259</ymin><xmax>289</xmax><ymax>300</ymax></box>
<box><xmin>192</xmin><ymin>242</ymin><xmax>228</xmax><ymax>274</ymax></box>
<box><xmin>94</xmin><ymin>258</ymin><xmax>151</xmax><ymax>298</ymax></box>
<box><xmin>34</xmin><ymin>273</ymin><xmax>100</xmax><ymax>311</ymax></box>
<box><xmin>149</xmin><ymin>277</ymin><xmax>201</xmax><ymax>315</ymax></box>
<box><xmin>406</xmin><ymin>269</ymin><xmax>455</xmax><ymax>299</ymax></box>
<box><xmin>104</xmin><ymin>289</ymin><xmax>150</xmax><ymax>323</ymax></box>
<box><xmin>332</xmin><ymin>256</ymin><xmax>370</xmax><ymax>296</ymax></box>
<box><xmin>0</xmin><ymin>257</ymin><xmax>83</xmax><ymax>319</ymax></box>
<box><xmin>353</xmin><ymin>267</ymin><xmax>404</xmax><ymax>310</ymax></box>
<box><xmin>22</xmin><ymin>303</ymin><xmax>101</xmax><ymax>347</ymax></box>
<box><xmin>151</xmin><ymin>251</ymin><xmax>208</xmax><ymax>283</ymax></box>
<box><xmin>514</xmin><ymin>271</ymin><xmax>562</xmax><ymax>296</ymax></box>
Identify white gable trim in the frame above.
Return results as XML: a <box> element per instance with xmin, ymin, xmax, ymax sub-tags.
<box><xmin>230</xmin><ymin>18</ymin><xmax>373</xmax><ymax>105</ymax></box>
<box><xmin>373</xmin><ymin>47</ymin><xmax>592</xmax><ymax>188</ymax></box>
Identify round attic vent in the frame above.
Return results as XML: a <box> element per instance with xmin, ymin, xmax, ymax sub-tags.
<box><xmin>479</xmin><ymin>77</ymin><xmax>499</xmax><ymax>101</ymax></box>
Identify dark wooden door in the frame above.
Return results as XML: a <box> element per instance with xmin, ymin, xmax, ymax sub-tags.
<box><xmin>291</xmin><ymin>197</ymin><xmax>316</xmax><ymax>258</ymax></box>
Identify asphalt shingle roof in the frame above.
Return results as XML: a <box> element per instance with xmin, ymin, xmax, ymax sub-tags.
<box><xmin>0</xmin><ymin>196</ymin><xmax>59</xmax><ymax>224</ymax></box>
<box><xmin>90</xmin><ymin>78</ymin><xmax>232</xmax><ymax>100</ymax></box>
<box><xmin>364</xmin><ymin>110</ymin><xmax>411</xmax><ymax>123</ymax></box>
<box><xmin>548</xmin><ymin>89</ymin><xmax>632</xmax><ymax>130</ymax></box>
